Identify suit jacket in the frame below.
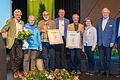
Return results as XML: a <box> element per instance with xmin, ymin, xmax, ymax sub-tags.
<box><xmin>0</xmin><ymin>18</ymin><xmax>24</xmax><ymax>49</ymax></box>
<box><xmin>116</xmin><ymin>17</ymin><xmax>120</xmax><ymax>44</ymax></box>
<box><xmin>96</xmin><ymin>18</ymin><xmax>116</xmax><ymax>47</ymax></box>
<box><xmin>38</xmin><ymin>20</ymin><xmax>56</xmax><ymax>42</ymax></box>
<box><xmin>67</xmin><ymin>23</ymin><xmax>84</xmax><ymax>48</ymax></box>
<box><xmin>54</xmin><ymin>18</ymin><xmax>70</xmax><ymax>41</ymax></box>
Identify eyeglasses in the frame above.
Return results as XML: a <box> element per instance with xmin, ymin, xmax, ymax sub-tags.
<box><xmin>43</xmin><ymin>14</ymin><xmax>49</xmax><ymax>16</ymax></box>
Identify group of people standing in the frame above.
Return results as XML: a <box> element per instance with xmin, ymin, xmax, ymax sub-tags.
<box><xmin>0</xmin><ymin>7</ymin><xmax>120</xmax><ymax>79</ymax></box>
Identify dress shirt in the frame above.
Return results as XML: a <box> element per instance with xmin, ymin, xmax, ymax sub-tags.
<box><xmin>15</xmin><ymin>19</ymin><xmax>23</xmax><ymax>38</ymax></box>
<box><xmin>118</xmin><ymin>22</ymin><xmax>120</xmax><ymax>37</ymax></box>
<box><xmin>102</xmin><ymin>17</ymin><xmax>109</xmax><ymax>31</ymax></box>
<box><xmin>59</xmin><ymin>19</ymin><xmax>64</xmax><ymax>36</ymax></box>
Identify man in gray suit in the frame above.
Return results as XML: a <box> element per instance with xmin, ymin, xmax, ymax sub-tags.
<box><xmin>96</xmin><ymin>8</ymin><xmax>116</xmax><ymax>75</ymax></box>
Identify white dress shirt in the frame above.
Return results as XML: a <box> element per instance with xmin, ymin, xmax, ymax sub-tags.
<box><xmin>102</xmin><ymin>17</ymin><xmax>109</xmax><ymax>31</ymax></box>
<box><xmin>15</xmin><ymin>19</ymin><xmax>23</xmax><ymax>38</ymax></box>
<box><xmin>118</xmin><ymin>22</ymin><xmax>120</xmax><ymax>37</ymax></box>
<box><xmin>59</xmin><ymin>19</ymin><xmax>64</xmax><ymax>36</ymax></box>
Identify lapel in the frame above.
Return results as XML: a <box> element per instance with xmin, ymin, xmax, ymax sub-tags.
<box><xmin>11</xmin><ymin>19</ymin><xmax>16</xmax><ymax>38</ymax></box>
<box><xmin>71</xmin><ymin>23</ymin><xmax>75</xmax><ymax>31</ymax></box>
<box><xmin>56</xmin><ymin>18</ymin><xmax>59</xmax><ymax>29</ymax></box>
<box><xmin>64</xmin><ymin>18</ymin><xmax>67</xmax><ymax>31</ymax></box>
<box><xmin>99</xmin><ymin>18</ymin><xmax>103</xmax><ymax>32</ymax></box>
<box><xmin>104</xmin><ymin>18</ymin><xmax>110</xmax><ymax>30</ymax></box>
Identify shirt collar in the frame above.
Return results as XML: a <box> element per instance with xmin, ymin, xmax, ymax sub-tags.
<box><xmin>14</xmin><ymin>19</ymin><xmax>22</xmax><ymax>23</ymax></box>
<box><xmin>103</xmin><ymin>17</ymin><xmax>109</xmax><ymax>20</ymax></box>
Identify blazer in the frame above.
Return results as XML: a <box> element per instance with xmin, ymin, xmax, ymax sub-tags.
<box><xmin>38</xmin><ymin>20</ymin><xmax>56</xmax><ymax>42</ymax></box>
<box><xmin>96</xmin><ymin>18</ymin><xmax>116</xmax><ymax>47</ymax></box>
<box><xmin>83</xmin><ymin>26</ymin><xmax>97</xmax><ymax>49</ymax></box>
<box><xmin>54</xmin><ymin>18</ymin><xmax>70</xmax><ymax>41</ymax></box>
<box><xmin>67</xmin><ymin>23</ymin><xmax>84</xmax><ymax>49</ymax></box>
<box><xmin>0</xmin><ymin>18</ymin><xmax>24</xmax><ymax>49</ymax></box>
<box><xmin>115</xmin><ymin>17</ymin><xmax>120</xmax><ymax>44</ymax></box>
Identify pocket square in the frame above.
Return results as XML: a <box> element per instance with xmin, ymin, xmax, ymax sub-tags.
<box><xmin>109</xmin><ymin>25</ymin><xmax>112</xmax><ymax>27</ymax></box>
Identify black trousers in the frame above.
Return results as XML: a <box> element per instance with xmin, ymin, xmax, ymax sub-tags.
<box><xmin>98</xmin><ymin>45</ymin><xmax>112</xmax><ymax>74</ymax></box>
<box><xmin>9</xmin><ymin>39</ymin><xmax>23</xmax><ymax>73</ymax></box>
<box><xmin>55</xmin><ymin>44</ymin><xmax>66</xmax><ymax>69</ymax></box>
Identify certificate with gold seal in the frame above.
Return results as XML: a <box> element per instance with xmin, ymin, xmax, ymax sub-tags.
<box><xmin>48</xmin><ymin>29</ymin><xmax>63</xmax><ymax>45</ymax></box>
<box><xmin>66</xmin><ymin>31</ymin><xmax>80</xmax><ymax>48</ymax></box>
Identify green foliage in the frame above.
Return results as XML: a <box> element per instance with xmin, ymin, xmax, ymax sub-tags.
<box><xmin>94</xmin><ymin>47</ymin><xmax>118</xmax><ymax>57</ymax></box>
<box><xmin>23</xmin><ymin>69</ymin><xmax>74</xmax><ymax>80</ymax></box>
<box><xmin>112</xmin><ymin>47</ymin><xmax>118</xmax><ymax>57</ymax></box>
<box><xmin>27</xmin><ymin>0</ymin><xmax>55</xmax><ymax>25</ymax></box>
<box><xmin>36</xmin><ymin>3</ymin><xmax>45</xmax><ymax>24</ymax></box>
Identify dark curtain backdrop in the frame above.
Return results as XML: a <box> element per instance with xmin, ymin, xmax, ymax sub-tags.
<box><xmin>55</xmin><ymin>0</ymin><xmax>80</xmax><ymax>22</ymax></box>
<box><xmin>12</xmin><ymin>0</ymin><xmax>80</xmax><ymax>23</ymax></box>
<box><xmin>12</xmin><ymin>0</ymin><xmax>27</xmax><ymax>23</ymax></box>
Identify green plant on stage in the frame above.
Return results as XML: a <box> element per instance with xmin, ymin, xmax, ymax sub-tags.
<box><xmin>23</xmin><ymin>69</ymin><xmax>75</xmax><ymax>80</ymax></box>
<box><xmin>36</xmin><ymin>3</ymin><xmax>45</xmax><ymax>24</ymax></box>
<box><xmin>94</xmin><ymin>47</ymin><xmax>118</xmax><ymax>57</ymax></box>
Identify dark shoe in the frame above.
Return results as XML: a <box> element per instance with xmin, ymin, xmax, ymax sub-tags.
<box><xmin>77</xmin><ymin>70</ymin><xmax>81</xmax><ymax>74</ymax></box>
<box><xmin>71</xmin><ymin>70</ymin><xmax>76</xmax><ymax>74</ymax></box>
<box><xmin>89</xmin><ymin>72</ymin><xmax>94</xmax><ymax>76</ymax></box>
<box><xmin>85</xmin><ymin>72</ymin><xmax>90</xmax><ymax>75</ymax></box>
<box><xmin>102</xmin><ymin>72</ymin><xmax>107</xmax><ymax>75</ymax></box>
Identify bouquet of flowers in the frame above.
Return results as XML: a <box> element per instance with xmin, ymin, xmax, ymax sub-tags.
<box><xmin>18</xmin><ymin>30</ymin><xmax>33</xmax><ymax>48</ymax></box>
<box><xmin>18</xmin><ymin>30</ymin><xmax>33</xmax><ymax>41</ymax></box>
<box><xmin>22</xmin><ymin>69</ymin><xmax>78</xmax><ymax>80</ymax></box>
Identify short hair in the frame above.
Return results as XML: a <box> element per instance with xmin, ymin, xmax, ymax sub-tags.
<box><xmin>14</xmin><ymin>9</ymin><xmax>22</xmax><ymax>16</ymax></box>
<box><xmin>42</xmin><ymin>11</ymin><xmax>49</xmax><ymax>16</ymax></box>
<box><xmin>58</xmin><ymin>9</ymin><xmax>65</xmax><ymax>13</ymax></box>
<box><xmin>28</xmin><ymin>16</ymin><xmax>35</xmax><ymax>20</ymax></box>
<box><xmin>84</xmin><ymin>17</ymin><xmax>93</xmax><ymax>26</ymax></box>
<box><xmin>72</xmin><ymin>14</ymin><xmax>79</xmax><ymax>19</ymax></box>
<box><xmin>102</xmin><ymin>8</ymin><xmax>110</xmax><ymax>13</ymax></box>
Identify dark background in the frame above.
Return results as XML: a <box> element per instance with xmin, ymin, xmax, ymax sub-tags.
<box><xmin>12</xmin><ymin>0</ymin><xmax>80</xmax><ymax>23</ymax></box>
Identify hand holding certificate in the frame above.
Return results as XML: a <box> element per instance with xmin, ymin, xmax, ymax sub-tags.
<box><xmin>48</xmin><ymin>29</ymin><xmax>63</xmax><ymax>45</ymax></box>
<box><xmin>66</xmin><ymin>31</ymin><xmax>81</xmax><ymax>48</ymax></box>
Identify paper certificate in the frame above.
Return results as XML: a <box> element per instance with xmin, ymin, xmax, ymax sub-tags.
<box><xmin>48</xmin><ymin>29</ymin><xmax>63</xmax><ymax>45</ymax></box>
<box><xmin>66</xmin><ymin>31</ymin><xmax>80</xmax><ymax>48</ymax></box>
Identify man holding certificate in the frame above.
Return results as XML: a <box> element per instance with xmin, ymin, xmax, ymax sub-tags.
<box><xmin>38</xmin><ymin>11</ymin><xmax>56</xmax><ymax>71</ymax></box>
<box><xmin>54</xmin><ymin>9</ymin><xmax>70</xmax><ymax>69</ymax></box>
<box><xmin>67</xmin><ymin>14</ymin><xmax>84</xmax><ymax>74</ymax></box>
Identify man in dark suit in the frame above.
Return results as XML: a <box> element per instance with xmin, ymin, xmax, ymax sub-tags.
<box><xmin>96</xmin><ymin>8</ymin><xmax>116</xmax><ymax>75</ymax></box>
<box><xmin>54</xmin><ymin>9</ymin><xmax>70</xmax><ymax>69</ymax></box>
<box><xmin>116</xmin><ymin>17</ymin><xmax>120</xmax><ymax>60</ymax></box>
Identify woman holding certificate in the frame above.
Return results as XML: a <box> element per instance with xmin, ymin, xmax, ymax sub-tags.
<box><xmin>67</xmin><ymin>14</ymin><xmax>84</xmax><ymax>74</ymax></box>
<box><xmin>82</xmin><ymin>17</ymin><xmax>97</xmax><ymax>75</ymax></box>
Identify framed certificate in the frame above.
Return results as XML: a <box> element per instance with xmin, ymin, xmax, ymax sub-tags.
<box><xmin>66</xmin><ymin>31</ymin><xmax>80</xmax><ymax>48</ymax></box>
<box><xmin>48</xmin><ymin>29</ymin><xmax>63</xmax><ymax>45</ymax></box>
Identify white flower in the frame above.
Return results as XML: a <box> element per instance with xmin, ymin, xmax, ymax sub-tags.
<box><xmin>23</xmin><ymin>40</ymin><xmax>29</xmax><ymax>48</ymax></box>
<box><xmin>47</xmin><ymin>75</ymin><xmax>52</xmax><ymax>79</ymax></box>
